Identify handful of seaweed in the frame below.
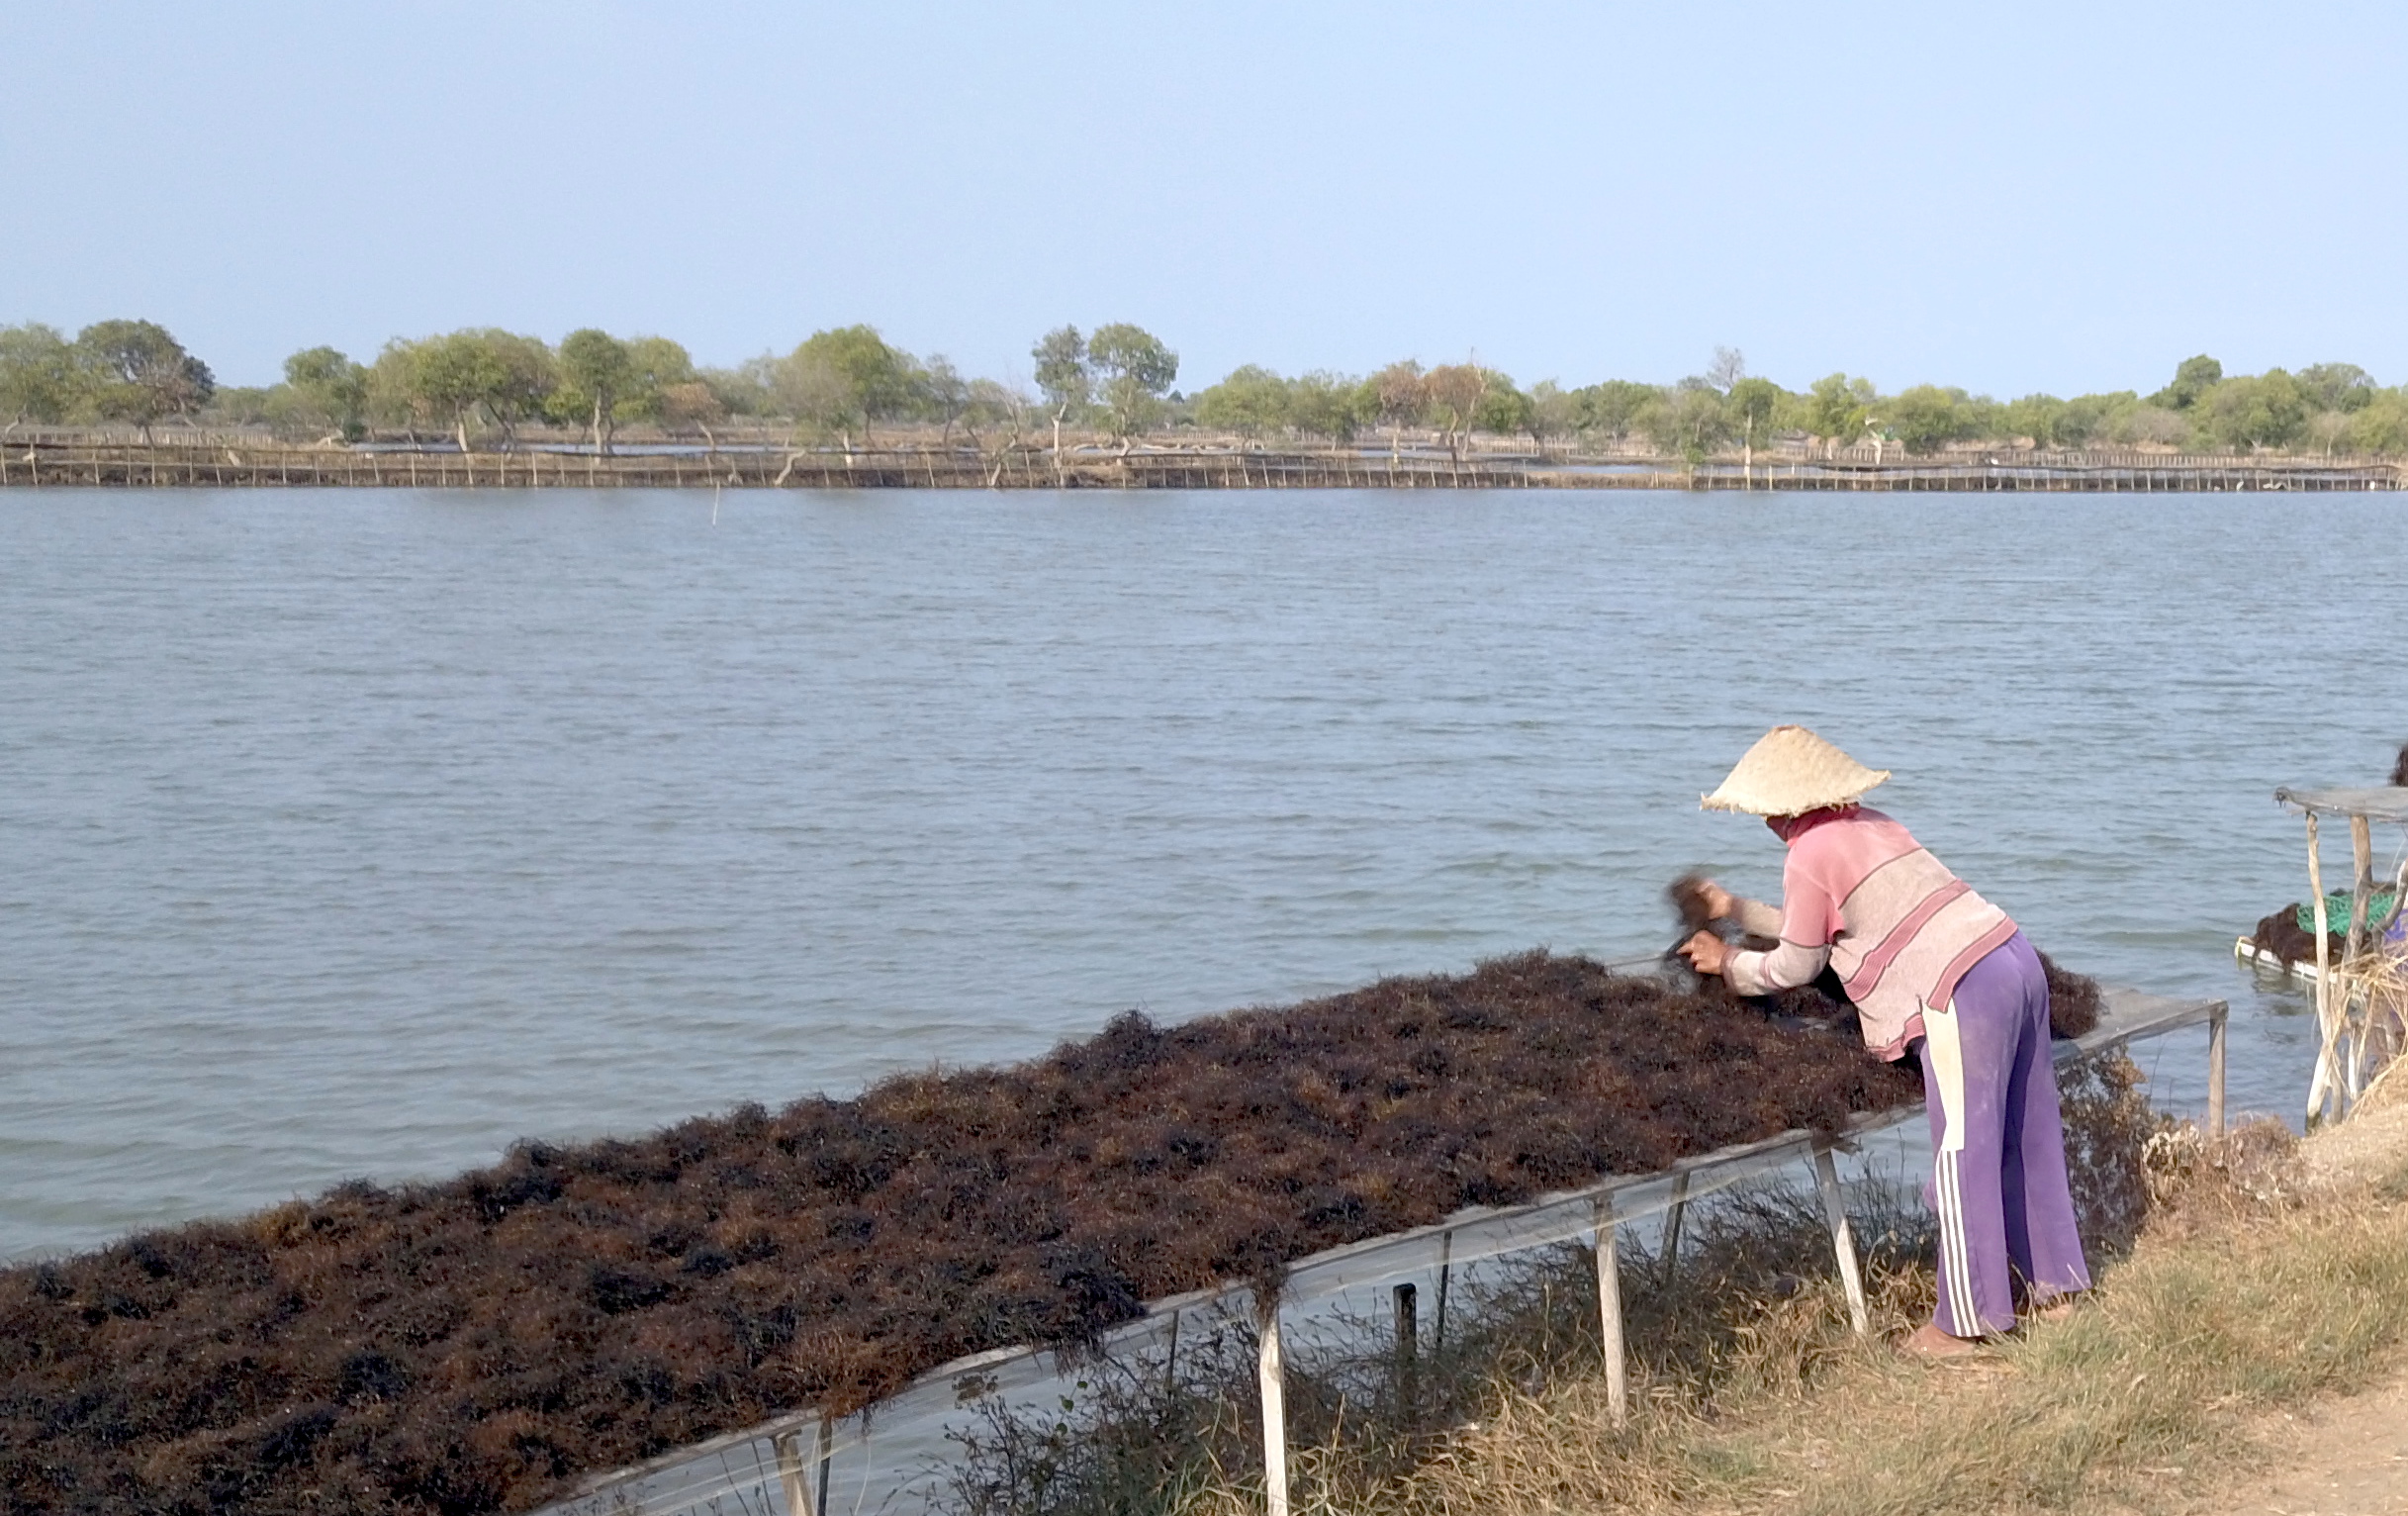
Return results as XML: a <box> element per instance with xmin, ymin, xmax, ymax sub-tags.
<box><xmin>1665</xmin><ymin>873</ymin><xmax>2100</xmax><ymax>1040</ymax></box>
<box><xmin>1</xmin><ymin>952</ymin><xmax>1939</xmax><ymax>1516</ymax></box>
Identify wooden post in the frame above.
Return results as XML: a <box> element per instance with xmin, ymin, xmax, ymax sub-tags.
<box><xmin>1811</xmin><ymin>1141</ymin><xmax>1870</xmax><ymax>1337</ymax></box>
<box><xmin>771</xmin><ymin>1413</ymin><xmax>829</xmax><ymax>1516</ymax></box>
<box><xmin>2348</xmin><ymin>815</ymin><xmax>2375</xmax><ymax>964</ymax></box>
<box><xmin>1433</xmin><ymin>1230</ymin><xmax>1452</xmax><ymax>1357</ymax></box>
<box><xmin>1391</xmin><ymin>1282</ymin><xmax>1419</xmax><ymax>1420</ymax></box>
<box><xmin>1593</xmin><ymin>1194</ymin><xmax>1627</xmax><ymax>1426</ymax></box>
<box><xmin>774</xmin><ymin>1430</ymin><xmax>811</xmax><ymax>1516</ymax></box>
<box><xmin>1160</xmin><ymin>1306</ymin><xmax>1181</xmax><ymax>1397</ymax></box>
<box><xmin>1256</xmin><ymin>1297</ymin><xmax>1290</xmax><ymax>1516</ymax></box>
<box><xmin>2307</xmin><ymin>813</ymin><xmax>2342</xmax><ymax>1124</ymax></box>
<box><xmin>2348</xmin><ymin>815</ymin><xmax>2376</xmax><ymax>1098</ymax></box>
<box><xmin>1660</xmin><ymin>1172</ymin><xmax>1690</xmax><ymax>1284</ymax></box>
<box><xmin>2207</xmin><ymin>1004</ymin><xmax>2228</xmax><ymax>1137</ymax></box>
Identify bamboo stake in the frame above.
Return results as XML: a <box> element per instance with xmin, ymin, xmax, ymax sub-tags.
<box><xmin>1811</xmin><ymin>1141</ymin><xmax>1870</xmax><ymax>1336</ymax></box>
<box><xmin>2308</xmin><ymin>813</ymin><xmax>2341</xmax><ymax>1124</ymax></box>
<box><xmin>774</xmin><ymin>1430</ymin><xmax>808</xmax><ymax>1515</ymax></box>
<box><xmin>2348</xmin><ymin>814</ymin><xmax>2375</xmax><ymax>1097</ymax></box>
<box><xmin>1593</xmin><ymin>1194</ymin><xmax>1627</xmax><ymax>1426</ymax></box>
<box><xmin>1162</xmin><ymin>1307</ymin><xmax>1180</xmax><ymax>1397</ymax></box>
<box><xmin>1433</xmin><ymin>1230</ymin><xmax>1452</xmax><ymax>1357</ymax></box>
<box><xmin>2207</xmin><ymin>1005</ymin><xmax>2228</xmax><ymax>1137</ymax></box>
<box><xmin>1256</xmin><ymin>1297</ymin><xmax>1290</xmax><ymax>1516</ymax></box>
<box><xmin>771</xmin><ymin>1412</ymin><xmax>829</xmax><ymax>1516</ymax></box>
<box><xmin>1660</xmin><ymin>1172</ymin><xmax>1690</xmax><ymax>1285</ymax></box>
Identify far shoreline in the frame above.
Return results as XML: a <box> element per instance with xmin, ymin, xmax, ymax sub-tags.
<box><xmin>3</xmin><ymin>437</ymin><xmax>2400</xmax><ymax>493</ymax></box>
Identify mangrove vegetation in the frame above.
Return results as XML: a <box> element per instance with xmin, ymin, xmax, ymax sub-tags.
<box><xmin>8</xmin><ymin>317</ymin><xmax>2408</xmax><ymax>460</ymax></box>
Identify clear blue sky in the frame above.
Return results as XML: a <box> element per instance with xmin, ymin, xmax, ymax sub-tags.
<box><xmin>5</xmin><ymin>1</ymin><xmax>2401</xmax><ymax>395</ymax></box>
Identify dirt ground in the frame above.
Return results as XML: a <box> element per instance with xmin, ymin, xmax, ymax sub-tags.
<box><xmin>2203</xmin><ymin>1376</ymin><xmax>2408</xmax><ymax>1515</ymax></box>
<box><xmin>2121</xmin><ymin>1093</ymin><xmax>2408</xmax><ymax>1516</ymax></box>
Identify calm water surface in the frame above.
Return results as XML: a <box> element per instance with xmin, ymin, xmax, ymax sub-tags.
<box><xmin>2</xmin><ymin>488</ymin><xmax>2400</xmax><ymax>1261</ymax></box>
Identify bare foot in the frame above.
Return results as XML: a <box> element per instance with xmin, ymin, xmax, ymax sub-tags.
<box><xmin>2025</xmin><ymin>1291</ymin><xmax>2081</xmax><ymax>1324</ymax></box>
<box><xmin>1898</xmin><ymin>1322</ymin><xmax>1987</xmax><ymax>1359</ymax></box>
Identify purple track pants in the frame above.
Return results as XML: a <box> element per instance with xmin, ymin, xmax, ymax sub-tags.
<box><xmin>1912</xmin><ymin>931</ymin><xmax>2089</xmax><ymax>1337</ymax></box>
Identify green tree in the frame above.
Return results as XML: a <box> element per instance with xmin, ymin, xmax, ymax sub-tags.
<box><xmin>772</xmin><ymin>351</ymin><xmax>854</xmax><ymax>441</ymax></box>
<box><xmin>558</xmin><ymin>329</ymin><xmax>635</xmax><ymax>454</ymax></box>
<box><xmin>1887</xmin><ymin>384</ymin><xmax>1979</xmax><ymax>455</ymax></box>
<box><xmin>2296</xmin><ymin>362</ymin><xmax>2375</xmax><ymax>414</ymax></box>
<box><xmin>1367</xmin><ymin>360</ymin><xmax>1427</xmax><ymax>459</ymax></box>
<box><xmin>781</xmin><ymin>326</ymin><xmax>917</xmax><ymax>442</ymax></box>
<box><xmin>2100</xmin><ymin>397</ymin><xmax>2188</xmax><ymax>448</ymax></box>
<box><xmin>409</xmin><ymin>332</ymin><xmax>510</xmax><ymax>452</ymax></box>
<box><xmin>1423</xmin><ymin>362</ymin><xmax>1488</xmax><ymax>460</ymax></box>
<box><xmin>1085</xmin><ymin>323</ymin><xmax>1177</xmax><ymax>447</ymax></box>
<box><xmin>76</xmin><ymin>319</ymin><xmax>214</xmax><ymax>438</ymax></box>
<box><xmin>1644</xmin><ymin>382</ymin><xmax>1729</xmax><ymax>468</ymax></box>
<box><xmin>2201</xmin><ymin>370</ymin><xmax>2307</xmax><ymax>452</ymax></box>
<box><xmin>1287</xmin><ymin>371</ymin><xmax>1364</xmax><ymax>444</ymax></box>
<box><xmin>2002</xmin><ymin>393</ymin><xmax>2062</xmax><ymax>448</ymax></box>
<box><xmin>1031</xmin><ymin>326</ymin><xmax>1090</xmax><ymax>461</ymax></box>
<box><xmin>1577</xmin><ymin>379</ymin><xmax>1659</xmax><ymax>448</ymax></box>
<box><xmin>547</xmin><ymin>331</ymin><xmax>694</xmax><ymax>446</ymax></box>
<box><xmin>2053</xmin><ymin>392</ymin><xmax>2125</xmax><ymax>449</ymax></box>
<box><xmin>1195</xmin><ymin>364</ymin><xmax>1293</xmax><ymax>439</ymax></box>
<box><xmin>1804</xmin><ymin>373</ymin><xmax>1875</xmax><ymax>453</ymax></box>
<box><xmin>1528</xmin><ymin>380</ymin><xmax>1580</xmax><ymax>454</ymax></box>
<box><xmin>1471</xmin><ymin>373</ymin><xmax>1535</xmax><ymax>442</ymax></box>
<box><xmin>1727</xmin><ymin>376</ymin><xmax>1782</xmax><ymax>478</ymax></box>
<box><xmin>962</xmin><ymin>377</ymin><xmax>1030</xmax><ymax>449</ymax></box>
<box><xmin>2347</xmin><ymin>391</ymin><xmax>2408</xmax><ymax>455</ymax></box>
<box><xmin>700</xmin><ymin>358</ymin><xmax>778</xmax><ymax>420</ymax></box>
<box><xmin>2149</xmin><ymin>354</ymin><xmax>2223</xmax><ymax>411</ymax></box>
<box><xmin>278</xmin><ymin>345</ymin><xmax>369</xmax><ymax>439</ymax></box>
<box><xmin>0</xmin><ymin>323</ymin><xmax>86</xmax><ymax>426</ymax></box>
<box><xmin>366</xmin><ymin>339</ymin><xmax>426</xmax><ymax>434</ymax></box>
<box><xmin>920</xmin><ymin>355</ymin><xmax>971</xmax><ymax>442</ymax></box>
<box><xmin>479</xmin><ymin>331</ymin><xmax>557</xmax><ymax>447</ymax></box>
<box><xmin>396</xmin><ymin>331</ymin><xmax>552</xmax><ymax>452</ymax></box>
<box><xmin>623</xmin><ymin>337</ymin><xmax>696</xmax><ymax>421</ymax></box>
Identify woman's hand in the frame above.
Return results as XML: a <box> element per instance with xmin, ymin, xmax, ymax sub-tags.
<box><xmin>1697</xmin><ymin>880</ymin><xmax>1736</xmax><ymax>920</ymax></box>
<box><xmin>1680</xmin><ymin>930</ymin><xmax>1730</xmax><ymax>977</ymax></box>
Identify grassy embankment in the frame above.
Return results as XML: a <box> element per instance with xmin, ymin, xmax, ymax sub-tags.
<box><xmin>1183</xmin><ymin>1093</ymin><xmax>2408</xmax><ymax>1516</ymax></box>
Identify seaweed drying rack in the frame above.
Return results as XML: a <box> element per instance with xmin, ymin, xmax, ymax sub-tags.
<box><xmin>533</xmin><ymin>971</ymin><xmax>2226</xmax><ymax>1516</ymax></box>
<box><xmin>2273</xmin><ymin>786</ymin><xmax>2408</xmax><ymax>1126</ymax></box>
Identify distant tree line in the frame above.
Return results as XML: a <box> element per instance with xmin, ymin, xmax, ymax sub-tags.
<box><xmin>7</xmin><ymin>317</ymin><xmax>2408</xmax><ymax>458</ymax></box>
<box><xmin>1186</xmin><ymin>347</ymin><xmax>2408</xmax><ymax>461</ymax></box>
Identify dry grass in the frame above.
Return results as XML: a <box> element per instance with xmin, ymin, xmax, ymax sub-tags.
<box><xmin>1203</xmin><ymin>1114</ymin><xmax>2408</xmax><ymax>1516</ymax></box>
<box><xmin>935</xmin><ymin>1054</ymin><xmax>2162</xmax><ymax>1516</ymax></box>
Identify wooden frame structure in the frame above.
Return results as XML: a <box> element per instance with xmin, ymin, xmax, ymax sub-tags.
<box><xmin>2274</xmin><ymin>787</ymin><xmax>2408</xmax><ymax>1125</ymax></box>
<box><xmin>532</xmin><ymin>984</ymin><xmax>2224</xmax><ymax>1516</ymax></box>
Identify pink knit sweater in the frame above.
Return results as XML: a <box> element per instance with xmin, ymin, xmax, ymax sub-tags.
<box><xmin>1724</xmin><ymin>807</ymin><xmax>2018</xmax><ymax>1060</ymax></box>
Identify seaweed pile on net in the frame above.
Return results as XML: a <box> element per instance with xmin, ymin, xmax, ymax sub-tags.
<box><xmin>4</xmin><ymin>948</ymin><xmax>2063</xmax><ymax>1516</ymax></box>
<box><xmin>2248</xmin><ymin>744</ymin><xmax>2408</xmax><ymax>970</ymax></box>
<box><xmin>2250</xmin><ymin>903</ymin><xmax>2349</xmax><ymax>969</ymax></box>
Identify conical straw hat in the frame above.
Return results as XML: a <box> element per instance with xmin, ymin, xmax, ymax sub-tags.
<box><xmin>1701</xmin><ymin>725</ymin><xmax>1891</xmax><ymax>815</ymax></box>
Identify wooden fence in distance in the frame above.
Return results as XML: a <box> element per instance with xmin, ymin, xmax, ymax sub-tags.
<box><xmin>1</xmin><ymin>443</ymin><xmax>2399</xmax><ymax>492</ymax></box>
